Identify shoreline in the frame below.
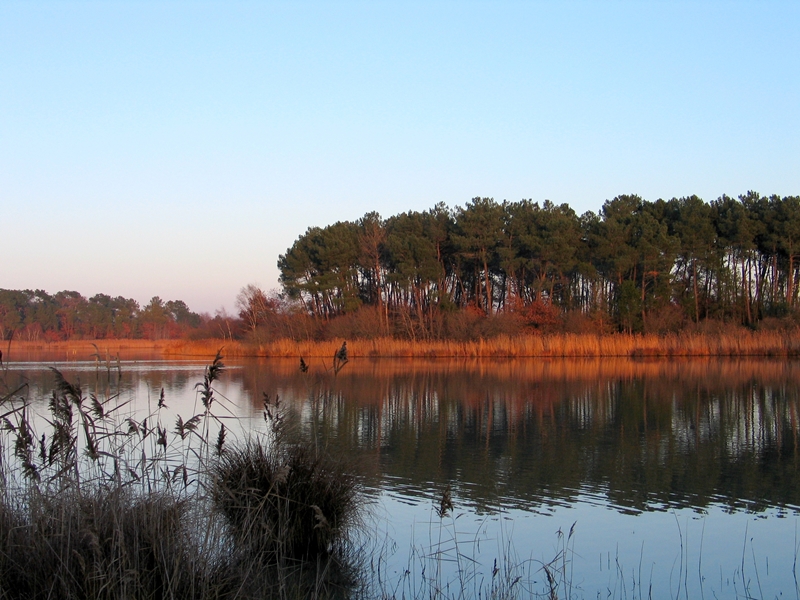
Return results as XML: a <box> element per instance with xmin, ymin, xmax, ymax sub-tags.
<box><xmin>4</xmin><ymin>329</ymin><xmax>799</xmax><ymax>360</ymax></box>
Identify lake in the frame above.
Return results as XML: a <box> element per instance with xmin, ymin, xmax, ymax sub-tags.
<box><xmin>3</xmin><ymin>353</ymin><xmax>800</xmax><ymax>598</ymax></box>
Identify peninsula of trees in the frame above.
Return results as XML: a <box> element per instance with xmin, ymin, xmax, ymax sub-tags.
<box><xmin>276</xmin><ymin>191</ymin><xmax>800</xmax><ymax>339</ymax></box>
<box><xmin>3</xmin><ymin>191</ymin><xmax>799</xmax><ymax>345</ymax></box>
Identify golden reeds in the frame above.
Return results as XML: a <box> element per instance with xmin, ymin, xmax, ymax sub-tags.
<box><xmin>162</xmin><ymin>330</ymin><xmax>800</xmax><ymax>359</ymax></box>
<box><xmin>5</xmin><ymin>329</ymin><xmax>798</xmax><ymax>361</ymax></box>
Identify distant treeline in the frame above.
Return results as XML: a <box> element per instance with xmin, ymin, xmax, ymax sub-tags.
<box><xmin>0</xmin><ymin>291</ymin><xmax>233</xmax><ymax>342</ymax></box>
<box><xmin>276</xmin><ymin>192</ymin><xmax>800</xmax><ymax>339</ymax></box>
<box><xmin>6</xmin><ymin>192</ymin><xmax>800</xmax><ymax>344</ymax></box>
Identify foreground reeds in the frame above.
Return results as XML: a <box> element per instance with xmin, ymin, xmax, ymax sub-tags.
<box><xmin>0</xmin><ymin>352</ymin><xmax>362</xmax><ymax>600</ymax></box>
<box><xmin>213</xmin><ymin>395</ymin><xmax>360</xmax><ymax>564</ymax></box>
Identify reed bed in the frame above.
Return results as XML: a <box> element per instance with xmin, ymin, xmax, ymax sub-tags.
<box><xmin>0</xmin><ymin>352</ymin><xmax>363</xmax><ymax>599</ymax></box>
<box><xmin>161</xmin><ymin>329</ymin><xmax>800</xmax><ymax>359</ymax></box>
<box><xmin>231</xmin><ymin>353</ymin><xmax>800</xmax><ymax>380</ymax></box>
<box><xmin>8</xmin><ymin>329</ymin><xmax>798</xmax><ymax>360</ymax></box>
<box><xmin>8</xmin><ymin>338</ymin><xmax>177</xmax><ymax>353</ymax></box>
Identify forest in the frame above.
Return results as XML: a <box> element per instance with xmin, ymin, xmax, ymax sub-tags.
<box><xmin>276</xmin><ymin>191</ymin><xmax>800</xmax><ymax>339</ymax></box>
<box><xmin>3</xmin><ymin>191</ymin><xmax>800</xmax><ymax>343</ymax></box>
<box><xmin>0</xmin><ymin>291</ymin><xmax>213</xmax><ymax>342</ymax></box>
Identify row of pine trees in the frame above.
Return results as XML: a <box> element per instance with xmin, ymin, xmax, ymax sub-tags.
<box><xmin>278</xmin><ymin>192</ymin><xmax>800</xmax><ymax>335</ymax></box>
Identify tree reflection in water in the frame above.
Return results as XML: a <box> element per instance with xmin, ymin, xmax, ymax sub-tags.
<box><xmin>229</xmin><ymin>357</ymin><xmax>800</xmax><ymax>515</ymax></box>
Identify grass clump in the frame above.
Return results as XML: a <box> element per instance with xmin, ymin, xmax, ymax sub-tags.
<box><xmin>212</xmin><ymin>392</ymin><xmax>361</xmax><ymax>593</ymax></box>
<box><xmin>214</xmin><ymin>436</ymin><xmax>359</xmax><ymax>562</ymax></box>
<box><xmin>0</xmin><ymin>489</ymin><xmax>199</xmax><ymax>600</ymax></box>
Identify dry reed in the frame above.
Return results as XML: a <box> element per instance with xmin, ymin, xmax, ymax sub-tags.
<box><xmin>0</xmin><ymin>351</ymin><xmax>364</xmax><ymax>599</ymax></box>
<box><xmin>162</xmin><ymin>329</ymin><xmax>800</xmax><ymax>359</ymax></box>
<box><xmin>8</xmin><ymin>329</ymin><xmax>797</xmax><ymax>361</ymax></box>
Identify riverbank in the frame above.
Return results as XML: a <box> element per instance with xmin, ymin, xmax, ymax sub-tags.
<box><xmin>4</xmin><ymin>328</ymin><xmax>800</xmax><ymax>360</ymax></box>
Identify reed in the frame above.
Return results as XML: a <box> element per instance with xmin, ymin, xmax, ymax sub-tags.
<box><xmin>370</xmin><ymin>490</ymin><xmax>794</xmax><ymax>600</ymax></box>
<box><xmin>370</xmin><ymin>488</ymin><xmax>579</xmax><ymax>600</ymax></box>
<box><xmin>0</xmin><ymin>352</ymin><xmax>364</xmax><ymax>599</ymax></box>
<box><xmin>164</xmin><ymin>329</ymin><xmax>800</xmax><ymax>359</ymax></box>
<box><xmin>212</xmin><ymin>395</ymin><xmax>360</xmax><ymax>564</ymax></box>
<box><xmin>7</xmin><ymin>328</ymin><xmax>798</xmax><ymax>360</ymax></box>
<box><xmin>0</xmin><ymin>489</ymin><xmax>201</xmax><ymax>599</ymax></box>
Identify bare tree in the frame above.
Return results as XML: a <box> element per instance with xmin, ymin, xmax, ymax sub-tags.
<box><xmin>236</xmin><ymin>284</ymin><xmax>271</xmax><ymax>345</ymax></box>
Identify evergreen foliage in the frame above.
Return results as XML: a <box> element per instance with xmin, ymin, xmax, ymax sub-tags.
<box><xmin>278</xmin><ymin>192</ymin><xmax>800</xmax><ymax>335</ymax></box>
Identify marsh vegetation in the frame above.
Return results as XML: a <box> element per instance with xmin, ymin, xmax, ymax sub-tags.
<box><xmin>0</xmin><ymin>353</ymin><xmax>363</xmax><ymax>599</ymax></box>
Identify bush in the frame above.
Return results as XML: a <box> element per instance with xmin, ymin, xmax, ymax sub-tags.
<box><xmin>323</xmin><ymin>305</ymin><xmax>386</xmax><ymax>340</ymax></box>
<box><xmin>643</xmin><ymin>304</ymin><xmax>686</xmax><ymax>334</ymax></box>
<box><xmin>519</xmin><ymin>301</ymin><xmax>563</xmax><ymax>333</ymax></box>
<box><xmin>212</xmin><ymin>395</ymin><xmax>360</xmax><ymax>564</ymax></box>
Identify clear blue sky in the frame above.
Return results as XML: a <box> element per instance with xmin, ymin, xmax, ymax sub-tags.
<box><xmin>2</xmin><ymin>1</ymin><xmax>798</xmax><ymax>314</ymax></box>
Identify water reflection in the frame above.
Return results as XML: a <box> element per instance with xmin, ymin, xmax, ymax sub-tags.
<box><xmin>3</xmin><ymin>356</ymin><xmax>800</xmax><ymax>516</ymax></box>
<box><xmin>229</xmin><ymin>357</ymin><xmax>800</xmax><ymax>516</ymax></box>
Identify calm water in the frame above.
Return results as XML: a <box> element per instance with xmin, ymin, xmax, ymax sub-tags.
<box><xmin>3</xmin><ymin>354</ymin><xmax>800</xmax><ymax>598</ymax></box>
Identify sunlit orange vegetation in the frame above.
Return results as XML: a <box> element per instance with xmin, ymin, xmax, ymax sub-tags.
<box><xmin>162</xmin><ymin>329</ymin><xmax>800</xmax><ymax>359</ymax></box>
<box><xmin>5</xmin><ymin>339</ymin><xmax>178</xmax><ymax>361</ymax></box>
<box><xmin>8</xmin><ymin>329</ymin><xmax>798</xmax><ymax>361</ymax></box>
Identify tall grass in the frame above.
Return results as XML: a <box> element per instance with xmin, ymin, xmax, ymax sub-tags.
<box><xmin>162</xmin><ymin>329</ymin><xmax>800</xmax><ymax>359</ymax></box>
<box><xmin>213</xmin><ymin>394</ymin><xmax>360</xmax><ymax>566</ymax></box>
<box><xmin>0</xmin><ymin>352</ymin><xmax>363</xmax><ymax>599</ymax></box>
<box><xmin>8</xmin><ymin>328</ymin><xmax>799</xmax><ymax>360</ymax></box>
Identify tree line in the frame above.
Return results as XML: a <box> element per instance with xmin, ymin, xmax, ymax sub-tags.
<box><xmin>0</xmin><ymin>290</ymin><xmax>214</xmax><ymax>341</ymax></box>
<box><xmin>277</xmin><ymin>192</ymin><xmax>800</xmax><ymax>338</ymax></box>
<box><xmin>5</xmin><ymin>191</ymin><xmax>799</xmax><ymax>344</ymax></box>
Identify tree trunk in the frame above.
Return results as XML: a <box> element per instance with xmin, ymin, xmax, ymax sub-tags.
<box><xmin>741</xmin><ymin>255</ymin><xmax>752</xmax><ymax>325</ymax></box>
<box><xmin>787</xmin><ymin>249</ymin><xmax>795</xmax><ymax>307</ymax></box>
<box><xmin>641</xmin><ymin>266</ymin><xmax>647</xmax><ymax>328</ymax></box>
<box><xmin>483</xmin><ymin>257</ymin><xmax>493</xmax><ymax>315</ymax></box>
<box><xmin>692</xmin><ymin>259</ymin><xmax>699</xmax><ymax>323</ymax></box>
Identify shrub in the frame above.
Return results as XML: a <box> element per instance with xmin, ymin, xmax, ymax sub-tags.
<box><xmin>519</xmin><ymin>301</ymin><xmax>563</xmax><ymax>333</ymax></box>
<box><xmin>323</xmin><ymin>305</ymin><xmax>386</xmax><ymax>340</ymax></box>
<box><xmin>212</xmin><ymin>400</ymin><xmax>360</xmax><ymax>563</ymax></box>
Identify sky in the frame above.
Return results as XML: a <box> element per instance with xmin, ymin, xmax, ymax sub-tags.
<box><xmin>2</xmin><ymin>1</ymin><xmax>798</xmax><ymax>314</ymax></box>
